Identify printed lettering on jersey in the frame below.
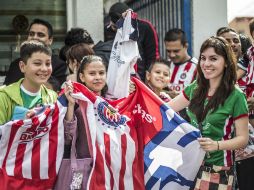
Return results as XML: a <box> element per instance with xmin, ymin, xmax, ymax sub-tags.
<box><xmin>132</xmin><ymin>104</ymin><xmax>156</xmax><ymax>123</ymax></box>
<box><xmin>19</xmin><ymin>125</ymin><xmax>49</xmax><ymax>143</ymax></box>
<box><xmin>168</xmin><ymin>83</ymin><xmax>184</xmax><ymax>92</ymax></box>
<box><xmin>19</xmin><ymin>106</ymin><xmax>52</xmax><ymax>143</ymax></box>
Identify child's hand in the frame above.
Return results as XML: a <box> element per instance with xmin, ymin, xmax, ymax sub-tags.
<box><xmin>64</xmin><ymin>81</ymin><xmax>75</xmax><ymax>106</ymax></box>
<box><xmin>167</xmin><ymin>89</ymin><xmax>179</xmax><ymax>99</ymax></box>
<box><xmin>160</xmin><ymin>92</ymin><xmax>172</xmax><ymax>101</ymax></box>
<box><xmin>25</xmin><ymin>110</ymin><xmax>36</xmax><ymax>119</ymax></box>
<box><xmin>129</xmin><ymin>81</ymin><xmax>136</xmax><ymax>94</ymax></box>
<box><xmin>66</xmin><ymin>74</ymin><xmax>77</xmax><ymax>82</ymax></box>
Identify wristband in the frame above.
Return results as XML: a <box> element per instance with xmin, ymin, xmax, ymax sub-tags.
<box><xmin>217</xmin><ymin>141</ymin><xmax>220</xmax><ymax>150</ymax></box>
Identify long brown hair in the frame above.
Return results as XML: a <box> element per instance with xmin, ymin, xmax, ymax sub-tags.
<box><xmin>188</xmin><ymin>36</ymin><xmax>237</xmax><ymax>122</ymax></box>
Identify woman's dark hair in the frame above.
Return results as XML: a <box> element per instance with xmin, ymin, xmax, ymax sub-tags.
<box><xmin>189</xmin><ymin>36</ymin><xmax>237</xmax><ymax>123</ymax></box>
<box><xmin>77</xmin><ymin>55</ymin><xmax>108</xmax><ymax>97</ymax></box>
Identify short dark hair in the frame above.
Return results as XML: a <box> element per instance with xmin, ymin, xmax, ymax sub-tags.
<box><xmin>164</xmin><ymin>28</ymin><xmax>187</xmax><ymax>45</ymax></box>
<box><xmin>28</xmin><ymin>18</ymin><xmax>53</xmax><ymax>38</ymax></box>
<box><xmin>147</xmin><ymin>58</ymin><xmax>170</xmax><ymax>72</ymax></box>
<box><xmin>216</xmin><ymin>27</ymin><xmax>237</xmax><ymax>36</ymax></box>
<box><xmin>249</xmin><ymin>19</ymin><xmax>254</xmax><ymax>36</ymax></box>
<box><xmin>20</xmin><ymin>40</ymin><xmax>52</xmax><ymax>63</ymax></box>
<box><xmin>109</xmin><ymin>2</ymin><xmax>129</xmax><ymax>23</ymax></box>
<box><xmin>65</xmin><ymin>28</ymin><xmax>94</xmax><ymax>46</ymax></box>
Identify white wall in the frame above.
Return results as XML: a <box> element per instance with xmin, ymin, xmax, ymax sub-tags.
<box><xmin>192</xmin><ymin>0</ymin><xmax>228</xmax><ymax>58</ymax></box>
<box><xmin>66</xmin><ymin>0</ymin><xmax>104</xmax><ymax>43</ymax></box>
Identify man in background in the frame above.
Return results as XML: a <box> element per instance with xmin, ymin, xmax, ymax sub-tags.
<box><xmin>164</xmin><ymin>28</ymin><xmax>197</xmax><ymax>98</ymax></box>
<box><xmin>4</xmin><ymin>18</ymin><xmax>67</xmax><ymax>89</ymax></box>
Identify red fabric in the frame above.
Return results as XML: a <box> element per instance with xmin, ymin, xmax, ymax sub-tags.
<box><xmin>0</xmin><ymin>102</ymin><xmax>66</xmax><ymax>190</ymax></box>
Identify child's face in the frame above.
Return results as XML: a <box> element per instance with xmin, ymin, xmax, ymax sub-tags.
<box><xmin>20</xmin><ymin>52</ymin><xmax>52</xmax><ymax>90</ymax></box>
<box><xmin>146</xmin><ymin>63</ymin><xmax>170</xmax><ymax>91</ymax></box>
<box><xmin>79</xmin><ymin>61</ymin><xmax>106</xmax><ymax>95</ymax></box>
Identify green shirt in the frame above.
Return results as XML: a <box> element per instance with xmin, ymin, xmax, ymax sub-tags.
<box><xmin>20</xmin><ymin>85</ymin><xmax>42</xmax><ymax>109</ymax></box>
<box><xmin>184</xmin><ymin>81</ymin><xmax>248</xmax><ymax>166</ymax></box>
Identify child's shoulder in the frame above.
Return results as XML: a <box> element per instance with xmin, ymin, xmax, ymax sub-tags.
<box><xmin>40</xmin><ymin>85</ymin><xmax>58</xmax><ymax>103</ymax></box>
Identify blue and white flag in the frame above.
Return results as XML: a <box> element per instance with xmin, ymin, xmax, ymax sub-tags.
<box><xmin>144</xmin><ymin>104</ymin><xmax>205</xmax><ymax>190</ymax></box>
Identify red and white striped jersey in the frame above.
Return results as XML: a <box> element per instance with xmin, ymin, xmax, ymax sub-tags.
<box><xmin>168</xmin><ymin>57</ymin><xmax>198</xmax><ymax>92</ymax></box>
<box><xmin>0</xmin><ymin>99</ymin><xmax>66</xmax><ymax>190</ymax></box>
<box><xmin>237</xmin><ymin>46</ymin><xmax>254</xmax><ymax>97</ymax></box>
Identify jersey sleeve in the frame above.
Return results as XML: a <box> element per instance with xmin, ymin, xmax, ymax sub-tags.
<box><xmin>232</xmin><ymin>90</ymin><xmax>248</xmax><ymax>120</ymax></box>
<box><xmin>183</xmin><ymin>80</ymin><xmax>197</xmax><ymax>101</ymax></box>
<box><xmin>0</xmin><ymin>92</ymin><xmax>11</xmax><ymax>125</ymax></box>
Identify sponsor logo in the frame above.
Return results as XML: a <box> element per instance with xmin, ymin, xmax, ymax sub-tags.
<box><xmin>97</xmin><ymin>101</ymin><xmax>128</xmax><ymax>127</ymax></box>
<box><xmin>132</xmin><ymin>104</ymin><xmax>156</xmax><ymax>123</ymax></box>
<box><xmin>19</xmin><ymin>125</ymin><xmax>49</xmax><ymax>143</ymax></box>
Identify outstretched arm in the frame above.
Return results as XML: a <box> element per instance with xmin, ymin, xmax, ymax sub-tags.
<box><xmin>167</xmin><ymin>93</ymin><xmax>190</xmax><ymax>112</ymax></box>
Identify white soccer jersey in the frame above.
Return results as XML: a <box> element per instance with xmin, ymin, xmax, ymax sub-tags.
<box><xmin>168</xmin><ymin>57</ymin><xmax>198</xmax><ymax>92</ymax></box>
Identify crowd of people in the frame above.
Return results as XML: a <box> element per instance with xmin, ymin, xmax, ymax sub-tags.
<box><xmin>0</xmin><ymin>2</ymin><xmax>254</xmax><ymax>190</ymax></box>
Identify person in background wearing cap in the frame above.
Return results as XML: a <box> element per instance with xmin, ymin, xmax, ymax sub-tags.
<box><xmin>107</xmin><ymin>2</ymin><xmax>160</xmax><ymax>82</ymax></box>
<box><xmin>4</xmin><ymin>19</ymin><xmax>67</xmax><ymax>90</ymax></box>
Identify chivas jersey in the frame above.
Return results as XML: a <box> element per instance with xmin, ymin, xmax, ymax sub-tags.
<box><xmin>168</xmin><ymin>57</ymin><xmax>198</xmax><ymax>92</ymax></box>
<box><xmin>237</xmin><ymin>46</ymin><xmax>254</xmax><ymax>97</ymax></box>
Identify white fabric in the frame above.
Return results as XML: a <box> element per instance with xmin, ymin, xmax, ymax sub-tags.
<box><xmin>106</xmin><ymin>11</ymin><xmax>139</xmax><ymax>99</ymax></box>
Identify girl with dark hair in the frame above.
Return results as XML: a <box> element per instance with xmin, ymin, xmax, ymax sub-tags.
<box><xmin>77</xmin><ymin>55</ymin><xmax>108</xmax><ymax>97</ymax></box>
<box><xmin>64</xmin><ymin>55</ymin><xmax>108</xmax><ymax>157</ymax></box>
<box><xmin>168</xmin><ymin>36</ymin><xmax>249</xmax><ymax>189</ymax></box>
<box><xmin>55</xmin><ymin>55</ymin><xmax>108</xmax><ymax>189</ymax></box>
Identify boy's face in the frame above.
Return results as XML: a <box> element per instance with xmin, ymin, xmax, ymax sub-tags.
<box><xmin>28</xmin><ymin>24</ymin><xmax>53</xmax><ymax>45</ymax></box>
<box><xmin>20</xmin><ymin>52</ymin><xmax>52</xmax><ymax>90</ymax></box>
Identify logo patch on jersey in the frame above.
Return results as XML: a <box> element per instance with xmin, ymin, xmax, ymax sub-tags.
<box><xmin>97</xmin><ymin>101</ymin><xmax>127</xmax><ymax>128</ymax></box>
<box><xmin>180</xmin><ymin>73</ymin><xmax>187</xmax><ymax>79</ymax></box>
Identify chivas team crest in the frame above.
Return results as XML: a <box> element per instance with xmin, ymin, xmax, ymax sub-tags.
<box><xmin>97</xmin><ymin>101</ymin><xmax>128</xmax><ymax>128</ymax></box>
